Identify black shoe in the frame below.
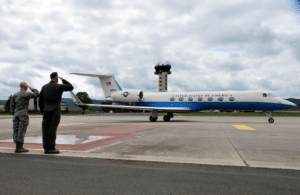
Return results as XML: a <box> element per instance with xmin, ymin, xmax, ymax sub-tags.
<box><xmin>45</xmin><ymin>149</ymin><xmax>60</xmax><ymax>154</ymax></box>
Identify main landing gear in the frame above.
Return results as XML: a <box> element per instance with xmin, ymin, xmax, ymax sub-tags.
<box><xmin>163</xmin><ymin>113</ymin><xmax>173</xmax><ymax>122</ymax></box>
<box><xmin>149</xmin><ymin>111</ymin><xmax>158</xmax><ymax>122</ymax></box>
<box><xmin>149</xmin><ymin>116</ymin><xmax>158</xmax><ymax>122</ymax></box>
<box><xmin>265</xmin><ymin>111</ymin><xmax>274</xmax><ymax>123</ymax></box>
<box><xmin>149</xmin><ymin>112</ymin><xmax>174</xmax><ymax>122</ymax></box>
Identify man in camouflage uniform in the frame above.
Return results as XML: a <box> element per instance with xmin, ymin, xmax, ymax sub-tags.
<box><xmin>11</xmin><ymin>82</ymin><xmax>39</xmax><ymax>153</ymax></box>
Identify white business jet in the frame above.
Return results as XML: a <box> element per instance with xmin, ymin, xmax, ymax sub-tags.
<box><xmin>69</xmin><ymin>73</ymin><xmax>296</xmax><ymax>123</ymax></box>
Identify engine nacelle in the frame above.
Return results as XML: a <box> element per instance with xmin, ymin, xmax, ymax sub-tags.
<box><xmin>111</xmin><ymin>90</ymin><xmax>143</xmax><ymax>102</ymax></box>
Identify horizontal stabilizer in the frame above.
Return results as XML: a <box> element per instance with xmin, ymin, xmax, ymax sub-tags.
<box><xmin>70</xmin><ymin>73</ymin><xmax>114</xmax><ymax>77</ymax></box>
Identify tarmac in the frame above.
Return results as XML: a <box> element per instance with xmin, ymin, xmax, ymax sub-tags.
<box><xmin>0</xmin><ymin>114</ymin><xmax>300</xmax><ymax>170</ymax></box>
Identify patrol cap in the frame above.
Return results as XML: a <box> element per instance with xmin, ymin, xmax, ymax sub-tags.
<box><xmin>50</xmin><ymin>72</ymin><xmax>58</xmax><ymax>79</ymax></box>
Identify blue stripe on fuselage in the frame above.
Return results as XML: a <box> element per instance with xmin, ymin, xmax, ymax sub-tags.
<box><xmin>111</xmin><ymin>101</ymin><xmax>294</xmax><ymax>111</ymax></box>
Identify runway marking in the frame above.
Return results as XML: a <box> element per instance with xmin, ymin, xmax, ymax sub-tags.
<box><xmin>232</xmin><ymin>125</ymin><xmax>255</xmax><ymax>131</ymax></box>
<box><xmin>59</xmin><ymin>123</ymin><xmax>84</xmax><ymax>126</ymax></box>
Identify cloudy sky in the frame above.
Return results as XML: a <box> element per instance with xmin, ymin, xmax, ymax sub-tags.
<box><xmin>1</xmin><ymin>0</ymin><xmax>300</xmax><ymax>100</ymax></box>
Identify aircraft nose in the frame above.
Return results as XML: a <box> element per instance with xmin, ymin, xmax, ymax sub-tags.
<box><xmin>283</xmin><ymin>100</ymin><xmax>296</xmax><ymax>107</ymax></box>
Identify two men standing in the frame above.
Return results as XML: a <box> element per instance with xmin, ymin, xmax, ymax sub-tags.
<box><xmin>11</xmin><ymin>72</ymin><xmax>73</xmax><ymax>154</ymax></box>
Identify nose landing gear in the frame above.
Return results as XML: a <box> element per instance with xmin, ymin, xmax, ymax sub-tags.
<box><xmin>265</xmin><ymin>111</ymin><xmax>274</xmax><ymax>123</ymax></box>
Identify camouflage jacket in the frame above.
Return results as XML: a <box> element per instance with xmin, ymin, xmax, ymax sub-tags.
<box><xmin>11</xmin><ymin>89</ymin><xmax>39</xmax><ymax>116</ymax></box>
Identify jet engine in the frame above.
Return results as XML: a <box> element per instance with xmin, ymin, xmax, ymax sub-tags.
<box><xmin>111</xmin><ymin>90</ymin><xmax>143</xmax><ymax>102</ymax></box>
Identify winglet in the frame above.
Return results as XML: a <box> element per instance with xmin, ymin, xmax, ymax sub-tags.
<box><xmin>69</xmin><ymin>91</ymin><xmax>83</xmax><ymax>105</ymax></box>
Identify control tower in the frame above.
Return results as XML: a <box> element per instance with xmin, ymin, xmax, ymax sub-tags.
<box><xmin>154</xmin><ymin>62</ymin><xmax>171</xmax><ymax>92</ymax></box>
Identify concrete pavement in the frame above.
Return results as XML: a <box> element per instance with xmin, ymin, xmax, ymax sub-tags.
<box><xmin>1</xmin><ymin>153</ymin><xmax>300</xmax><ymax>195</ymax></box>
<box><xmin>0</xmin><ymin>115</ymin><xmax>299</xmax><ymax>170</ymax></box>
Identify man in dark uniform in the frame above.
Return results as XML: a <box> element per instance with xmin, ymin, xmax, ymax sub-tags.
<box><xmin>39</xmin><ymin>72</ymin><xmax>73</xmax><ymax>154</ymax></box>
<box><xmin>11</xmin><ymin>82</ymin><xmax>39</xmax><ymax>153</ymax></box>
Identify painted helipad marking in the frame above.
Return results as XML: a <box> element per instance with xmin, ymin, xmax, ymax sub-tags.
<box><xmin>232</xmin><ymin>125</ymin><xmax>255</xmax><ymax>131</ymax></box>
<box><xmin>59</xmin><ymin>123</ymin><xmax>84</xmax><ymax>126</ymax></box>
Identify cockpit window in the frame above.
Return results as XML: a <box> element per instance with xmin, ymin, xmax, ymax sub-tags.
<box><xmin>263</xmin><ymin>93</ymin><xmax>276</xmax><ymax>97</ymax></box>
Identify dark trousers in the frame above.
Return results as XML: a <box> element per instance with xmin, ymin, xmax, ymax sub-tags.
<box><xmin>42</xmin><ymin>107</ymin><xmax>61</xmax><ymax>150</ymax></box>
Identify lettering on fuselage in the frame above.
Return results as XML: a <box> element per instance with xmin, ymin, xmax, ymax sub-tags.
<box><xmin>172</xmin><ymin>94</ymin><xmax>233</xmax><ymax>98</ymax></box>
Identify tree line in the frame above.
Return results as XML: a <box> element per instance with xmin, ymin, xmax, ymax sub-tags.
<box><xmin>3</xmin><ymin>92</ymin><xmax>112</xmax><ymax>113</ymax></box>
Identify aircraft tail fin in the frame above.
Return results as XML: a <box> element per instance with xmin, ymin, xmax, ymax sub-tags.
<box><xmin>70</xmin><ymin>73</ymin><xmax>122</xmax><ymax>98</ymax></box>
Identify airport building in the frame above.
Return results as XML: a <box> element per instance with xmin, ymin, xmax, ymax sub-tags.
<box><xmin>154</xmin><ymin>63</ymin><xmax>171</xmax><ymax>92</ymax></box>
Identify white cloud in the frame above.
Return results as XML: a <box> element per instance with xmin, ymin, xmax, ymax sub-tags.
<box><xmin>0</xmin><ymin>0</ymin><xmax>300</xmax><ymax>100</ymax></box>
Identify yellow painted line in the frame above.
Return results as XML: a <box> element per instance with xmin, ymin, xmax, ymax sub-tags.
<box><xmin>232</xmin><ymin>125</ymin><xmax>255</xmax><ymax>131</ymax></box>
<box><xmin>59</xmin><ymin>123</ymin><xmax>84</xmax><ymax>126</ymax></box>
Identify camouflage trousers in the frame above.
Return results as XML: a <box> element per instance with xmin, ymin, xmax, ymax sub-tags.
<box><xmin>13</xmin><ymin>115</ymin><xmax>29</xmax><ymax>144</ymax></box>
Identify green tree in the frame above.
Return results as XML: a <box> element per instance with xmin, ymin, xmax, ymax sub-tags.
<box><xmin>5</xmin><ymin>95</ymin><xmax>12</xmax><ymax>113</ymax></box>
<box><xmin>76</xmin><ymin>92</ymin><xmax>93</xmax><ymax>112</ymax></box>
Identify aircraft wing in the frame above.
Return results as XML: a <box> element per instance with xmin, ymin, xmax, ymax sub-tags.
<box><xmin>69</xmin><ymin>91</ymin><xmax>192</xmax><ymax>112</ymax></box>
<box><xmin>79</xmin><ymin>104</ymin><xmax>192</xmax><ymax>112</ymax></box>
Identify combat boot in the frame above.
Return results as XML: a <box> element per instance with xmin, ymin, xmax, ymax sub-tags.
<box><xmin>15</xmin><ymin>143</ymin><xmax>29</xmax><ymax>153</ymax></box>
<box><xmin>15</xmin><ymin>142</ymin><xmax>19</xmax><ymax>153</ymax></box>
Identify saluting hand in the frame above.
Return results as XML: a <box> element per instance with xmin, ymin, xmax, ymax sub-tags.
<box><xmin>58</xmin><ymin>77</ymin><xmax>64</xmax><ymax>81</ymax></box>
<box><xmin>24</xmin><ymin>83</ymin><xmax>32</xmax><ymax>90</ymax></box>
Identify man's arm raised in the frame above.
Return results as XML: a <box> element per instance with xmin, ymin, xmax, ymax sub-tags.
<box><xmin>27</xmin><ymin>85</ymin><xmax>39</xmax><ymax>98</ymax></box>
<box><xmin>58</xmin><ymin>77</ymin><xmax>74</xmax><ymax>92</ymax></box>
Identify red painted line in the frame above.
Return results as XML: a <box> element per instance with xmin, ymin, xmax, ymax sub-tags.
<box><xmin>61</xmin><ymin>125</ymin><xmax>161</xmax><ymax>136</ymax></box>
<box><xmin>0</xmin><ymin>125</ymin><xmax>161</xmax><ymax>152</ymax></box>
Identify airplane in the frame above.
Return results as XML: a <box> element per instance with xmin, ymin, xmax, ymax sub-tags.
<box><xmin>69</xmin><ymin>73</ymin><xmax>296</xmax><ymax>123</ymax></box>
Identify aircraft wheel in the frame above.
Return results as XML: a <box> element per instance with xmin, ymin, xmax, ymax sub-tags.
<box><xmin>163</xmin><ymin>115</ymin><xmax>171</xmax><ymax>122</ymax></box>
<box><xmin>149</xmin><ymin>116</ymin><xmax>158</xmax><ymax>122</ymax></box>
<box><xmin>268</xmin><ymin>118</ymin><xmax>274</xmax><ymax>123</ymax></box>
